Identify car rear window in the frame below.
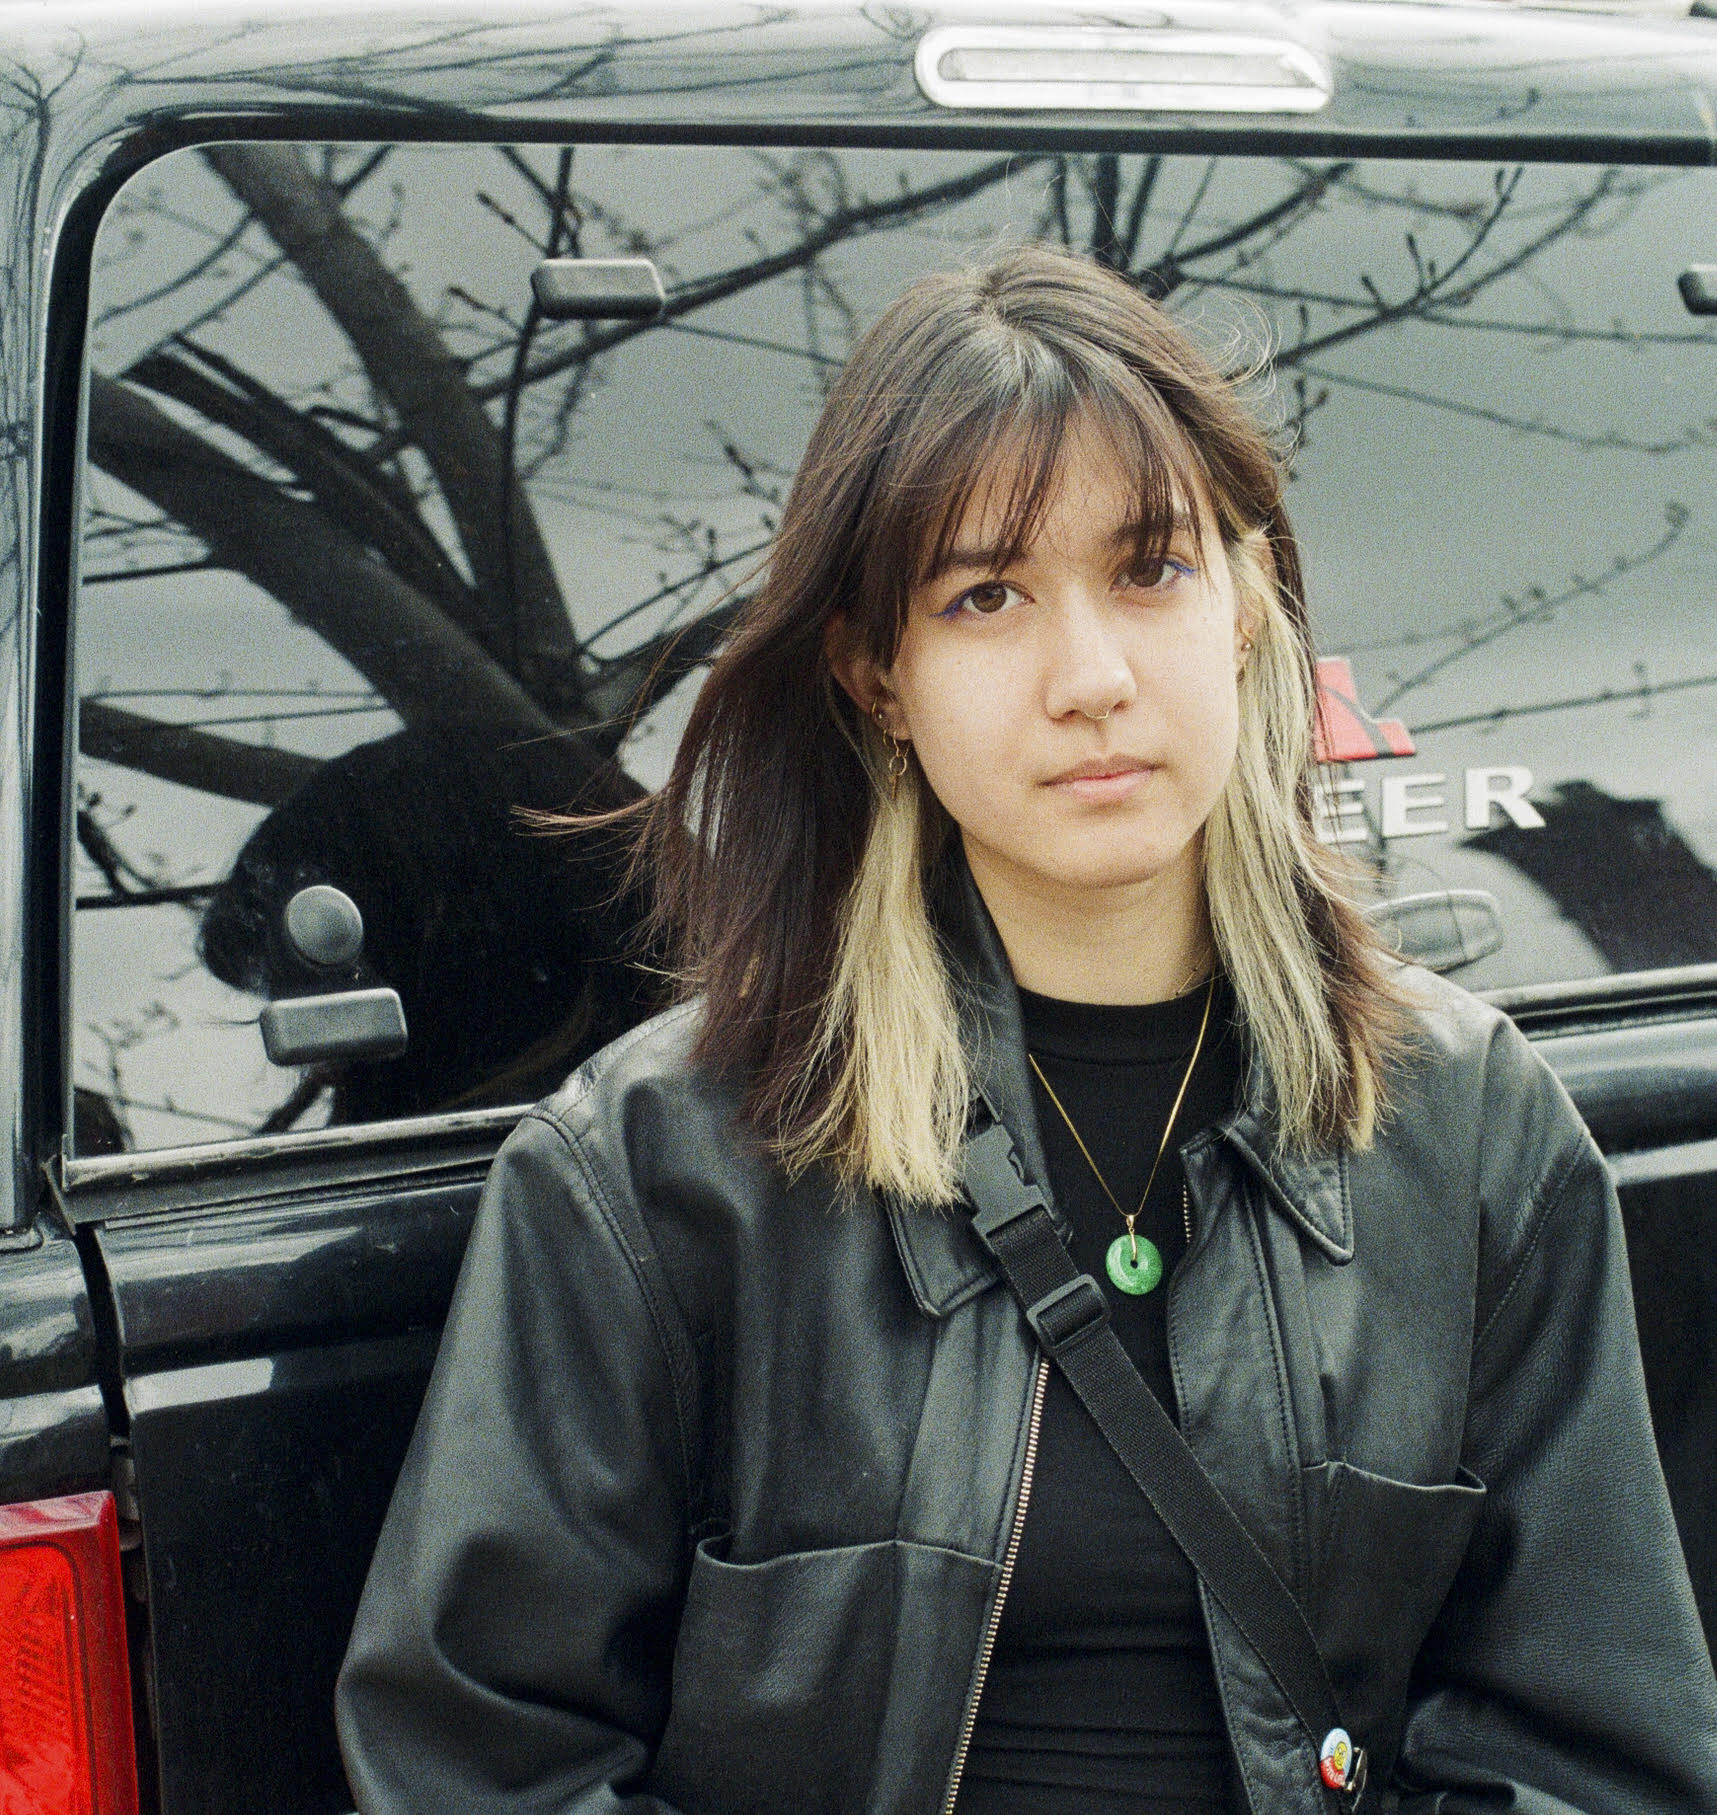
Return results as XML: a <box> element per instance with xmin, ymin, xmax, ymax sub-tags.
<box><xmin>71</xmin><ymin>142</ymin><xmax>1717</xmax><ymax>1154</ymax></box>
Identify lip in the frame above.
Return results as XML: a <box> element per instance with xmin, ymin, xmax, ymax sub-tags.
<box><xmin>1044</xmin><ymin>753</ymin><xmax>1159</xmax><ymax>801</ymax></box>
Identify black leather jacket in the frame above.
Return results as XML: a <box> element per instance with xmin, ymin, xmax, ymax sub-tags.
<box><xmin>337</xmin><ymin>875</ymin><xmax>1717</xmax><ymax>1814</ymax></box>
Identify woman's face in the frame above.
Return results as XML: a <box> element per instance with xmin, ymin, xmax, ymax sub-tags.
<box><xmin>870</xmin><ymin>423</ymin><xmax>1248</xmax><ymax>909</ymax></box>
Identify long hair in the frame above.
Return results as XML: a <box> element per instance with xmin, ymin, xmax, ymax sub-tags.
<box><xmin>619</xmin><ymin>244</ymin><xmax>1404</xmax><ymax>1203</ymax></box>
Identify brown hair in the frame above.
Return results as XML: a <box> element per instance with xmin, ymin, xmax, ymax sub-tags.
<box><xmin>617</xmin><ymin>243</ymin><xmax>1403</xmax><ymax>1198</ymax></box>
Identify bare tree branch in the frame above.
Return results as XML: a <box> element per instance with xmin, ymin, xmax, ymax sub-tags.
<box><xmin>77</xmin><ymin>882</ymin><xmax>217</xmax><ymax>911</ymax></box>
<box><xmin>581</xmin><ymin>536</ymin><xmax>770</xmax><ymax>655</ymax></box>
<box><xmin>499</xmin><ymin>147</ymin><xmax>580</xmax><ymax>676</ymax></box>
<box><xmin>76</xmin><ymin>797</ymin><xmax>150</xmax><ymax>894</ymax></box>
<box><xmin>95</xmin><ymin>209</ymin><xmax>260</xmax><ymax>329</ymax></box>
<box><xmin>1276</xmin><ymin>169</ymin><xmax>1628</xmax><ymax>371</ymax></box>
<box><xmin>1117</xmin><ymin>156</ymin><xmax>1161</xmax><ymax>270</ymax></box>
<box><xmin>1088</xmin><ymin>155</ymin><xmax>1122</xmax><ymax>269</ymax></box>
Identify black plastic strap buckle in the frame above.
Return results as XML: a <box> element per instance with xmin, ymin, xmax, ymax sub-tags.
<box><xmin>1025</xmin><ymin>1274</ymin><xmax>1110</xmax><ymax>1358</ymax></box>
<box><xmin>963</xmin><ymin>1121</ymin><xmax>1050</xmax><ymax>1244</ymax></box>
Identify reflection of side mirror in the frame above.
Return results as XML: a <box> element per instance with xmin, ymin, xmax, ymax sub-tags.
<box><xmin>258</xmin><ymin>886</ymin><xmax>408</xmax><ymax>1066</ymax></box>
<box><xmin>1367</xmin><ymin>889</ymin><xmax>1504</xmax><ymax>974</ymax></box>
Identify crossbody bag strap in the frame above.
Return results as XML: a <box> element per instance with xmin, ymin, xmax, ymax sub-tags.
<box><xmin>960</xmin><ymin>1118</ymin><xmax>1367</xmax><ymax>1805</ymax></box>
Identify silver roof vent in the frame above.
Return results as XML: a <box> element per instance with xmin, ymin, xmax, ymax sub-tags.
<box><xmin>914</xmin><ymin>27</ymin><xmax>1332</xmax><ymax>114</ymax></box>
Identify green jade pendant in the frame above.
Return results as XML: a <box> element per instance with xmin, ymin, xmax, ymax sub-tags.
<box><xmin>1105</xmin><ymin>1230</ymin><xmax>1164</xmax><ymax>1296</ymax></box>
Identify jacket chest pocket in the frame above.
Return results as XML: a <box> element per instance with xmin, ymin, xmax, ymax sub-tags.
<box><xmin>1304</xmin><ymin>1459</ymin><xmax>1486</xmax><ymax>1751</ymax></box>
<box><xmin>650</xmin><ymin>1535</ymin><xmax>997</xmax><ymax>1815</ymax></box>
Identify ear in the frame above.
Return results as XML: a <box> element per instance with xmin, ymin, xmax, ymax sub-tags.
<box><xmin>1230</xmin><ymin>535</ymin><xmax>1271</xmax><ymax>673</ymax></box>
<box><xmin>825</xmin><ymin>614</ymin><xmax>904</xmax><ymax>734</ymax></box>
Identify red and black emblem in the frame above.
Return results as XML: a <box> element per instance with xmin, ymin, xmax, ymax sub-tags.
<box><xmin>1313</xmin><ymin>658</ymin><xmax>1415</xmax><ymax>765</ymax></box>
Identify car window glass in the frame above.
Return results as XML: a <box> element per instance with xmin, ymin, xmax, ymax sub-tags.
<box><xmin>73</xmin><ymin>144</ymin><xmax>1717</xmax><ymax>1154</ymax></box>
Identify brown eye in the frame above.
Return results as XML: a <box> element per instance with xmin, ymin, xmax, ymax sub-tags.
<box><xmin>939</xmin><ymin>580</ymin><xmax>1024</xmax><ymax>619</ymax></box>
<box><xmin>1127</xmin><ymin>557</ymin><xmax>1195</xmax><ymax>590</ymax></box>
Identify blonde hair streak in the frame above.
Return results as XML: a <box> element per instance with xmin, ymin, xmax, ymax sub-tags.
<box><xmin>777</xmin><ymin>753</ymin><xmax>971</xmax><ymax>1203</ymax></box>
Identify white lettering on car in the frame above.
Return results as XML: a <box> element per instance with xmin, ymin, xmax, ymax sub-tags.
<box><xmin>1381</xmin><ymin>773</ymin><xmax>1450</xmax><ymax>838</ymax></box>
<box><xmin>1314</xmin><ymin>775</ymin><xmax>1368</xmax><ymax>844</ymax></box>
<box><xmin>1314</xmin><ymin>766</ymin><xmax>1544</xmax><ymax>843</ymax></box>
<box><xmin>1464</xmin><ymin>765</ymin><xmax>1546</xmax><ymax>831</ymax></box>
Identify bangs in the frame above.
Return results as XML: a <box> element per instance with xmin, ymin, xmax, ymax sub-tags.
<box><xmin>853</xmin><ymin>333</ymin><xmax>1213</xmax><ymax>661</ymax></box>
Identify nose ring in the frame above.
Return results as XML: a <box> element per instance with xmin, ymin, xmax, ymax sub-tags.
<box><xmin>1083</xmin><ymin>708</ymin><xmax>1111</xmax><ymax>722</ymax></box>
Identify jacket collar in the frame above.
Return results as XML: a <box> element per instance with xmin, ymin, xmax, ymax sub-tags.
<box><xmin>886</xmin><ymin>849</ymin><xmax>1354</xmax><ymax>1318</ymax></box>
<box><xmin>1219</xmin><ymin>1067</ymin><xmax>1355</xmax><ymax>1267</ymax></box>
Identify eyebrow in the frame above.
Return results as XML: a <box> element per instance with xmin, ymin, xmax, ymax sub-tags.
<box><xmin>922</xmin><ymin>512</ymin><xmax>1199</xmax><ymax>584</ymax></box>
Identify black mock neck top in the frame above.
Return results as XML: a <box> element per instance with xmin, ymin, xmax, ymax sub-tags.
<box><xmin>954</xmin><ymin>979</ymin><xmax>1245</xmax><ymax>1815</ymax></box>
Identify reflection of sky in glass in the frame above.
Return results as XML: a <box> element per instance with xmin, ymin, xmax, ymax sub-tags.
<box><xmin>75</xmin><ymin>145</ymin><xmax>1717</xmax><ymax>1150</ymax></box>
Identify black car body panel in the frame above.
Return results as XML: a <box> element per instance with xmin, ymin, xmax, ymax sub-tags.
<box><xmin>3</xmin><ymin>2</ymin><xmax>1717</xmax><ymax>1810</ymax></box>
<box><xmin>0</xmin><ymin>1216</ymin><xmax>106</xmax><ymax>1500</ymax></box>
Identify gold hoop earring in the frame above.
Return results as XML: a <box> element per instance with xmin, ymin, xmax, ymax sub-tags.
<box><xmin>871</xmin><ymin>701</ymin><xmax>909</xmax><ymax>799</ymax></box>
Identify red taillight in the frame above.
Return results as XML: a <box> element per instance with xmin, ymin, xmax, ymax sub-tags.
<box><xmin>0</xmin><ymin>1491</ymin><xmax>140</xmax><ymax>1815</ymax></box>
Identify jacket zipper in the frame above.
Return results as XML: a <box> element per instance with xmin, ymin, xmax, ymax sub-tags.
<box><xmin>940</xmin><ymin>1353</ymin><xmax>1050</xmax><ymax>1815</ymax></box>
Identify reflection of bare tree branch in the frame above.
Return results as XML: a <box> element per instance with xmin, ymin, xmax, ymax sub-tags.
<box><xmin>1277</xmin><ymin>169</ymin><xmax>1629</xmax><ymax>370</ymax></box>
<box><xmin>1117</xmin><ymin>156</ymin><xmax>1161</xmax><ymax>270</ymax></box>
<box><xmin>78</xmin><ymin>883</ymin><xmax>217</xmax><ymax>911</ymax></box>
<box><xmin>333</xmin><ymin>146</ymin><xmax>393</xmax><ymax>199</ymax></box>
<box><xmin>1142</xmin><ymin>162</ymin><xmax>1352</xmax><ymax>300</ymax></box>
<box><xmin>202</xmin><ymin>143</ymin><xmax>580</xmax><ymax>700</ymax></box>
<box><xmin>80</xmin><ymin>699</ymin><xmax>320</xmax><ymax>808</ymax></box>
<box><xmin>148</xmin><ymin>252</ymin><xmax>291</xmax><ymax>360</ymax></box>
<box><xmin>500</xmin><ymin>148</ymin><xmax>580</xmax><ymax>675</ymax></box>
<box><xmin>1163</xmin><ymin>159</ymin><xmax>1217</xmax><ymax>261</ymax></box>
<box><xmin>1297</xmin><ymin>361</ymin><xmax>1717</xmax><ymax>455</ymax></box>
<box><xmin>1289</xmin><ymin>163</ymin><xmax>1497</xmax><ymax>222</ymax></box>
<box><xmin>583</xmin><ymin>595</ymin><xmax>748</xmax><ymax>753</ymax></box>
<box><xmin>76</xmin><ymin>798</ymin><xmax>150</xmax><ymax>895</ymax></box>
<box><xmin>254</xmin><ymin>1070</ymin><xmax>334</xmax><ymax>1135</ymax></box>
<box><xmin>95</xmin><ymin>211</ymin><xmax>260</xmax><ymax>329</ymax></box>
<box><xmin>1089</xmin><ymin>155</ymin><xmax>1122</xmax><ymax>269</ymax></box>
<box><xmin>1197</xmin><ymin>279</ymin><xmax>1708</xmax><ymax>350</ymax></box>
<box><xmin>97</xmin><ymin>1091</ymin><xmax>249</xmax><ymax>1134</ymax></box>
<box><xmin>1410</xmin><ymin>668</ymin><xmax>1717</xmax><ymax>737</ymax></box>
<box><xmin>476</xmin><ymin>155</ymin><xmax>1044</xmax><ymax>401</ymax></box>
<box><xmin>1416</xmin><ymin>312</ymin><xmax>1716</xmax><ymax>346</ymax></box>
<box><xmin>89</xmin><ymin>372</ymin><xmax>563</xmax><ymax>745</ymax></box>
<box><xmin>126</xmin><ymin>339</ymin><xmax>482</xmax><ymax>629</ymax></box>
<box><xmin>1279</xmin><ymin>372</ymin><xmax>1332</xmax><ymax>466</ymax></box>
<box><xmin>1370</xmin><ymin>504</ymin><xmax>1688</xmax><ymax>715</ymax></box>
<box><xmin>83</xmin><ymin>558</ymin><xmax>220</xmax><ymax>586</ymax></box>
<box><xmin>583</xmin><ymin>536</ymin><xmax>769</xmax><ymax>655</ymax></box>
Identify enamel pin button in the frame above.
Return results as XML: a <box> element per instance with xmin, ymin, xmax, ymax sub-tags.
<box><xmin>1320</xmin><ymin>1727</ymin><xmax>1364</xmax><ymax>1794</ymax></box>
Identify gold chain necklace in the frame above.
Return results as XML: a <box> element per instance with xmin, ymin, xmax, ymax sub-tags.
<box><xmin>1027</xmin><ymin>973</ymin><xmax>1216</xmax><ymax>1297</ymax></box>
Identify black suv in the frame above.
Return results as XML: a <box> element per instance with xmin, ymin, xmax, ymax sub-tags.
<box><xmin>3</xmin><ymin>2</ymin><xmax>1716</xmax><ymax>1809</ymax></box>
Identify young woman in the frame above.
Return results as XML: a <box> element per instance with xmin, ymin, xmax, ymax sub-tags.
<box><xmin>335</xmin><ymin>245</ymin><xmax>1717</xmax><ymax>1815</ymax></box>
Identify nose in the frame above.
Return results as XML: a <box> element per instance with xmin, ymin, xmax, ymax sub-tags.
<box><xmin>1042</xmin><ymin>591</ymin><xmax>1137</xmax><ymax>724</ymax></box>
